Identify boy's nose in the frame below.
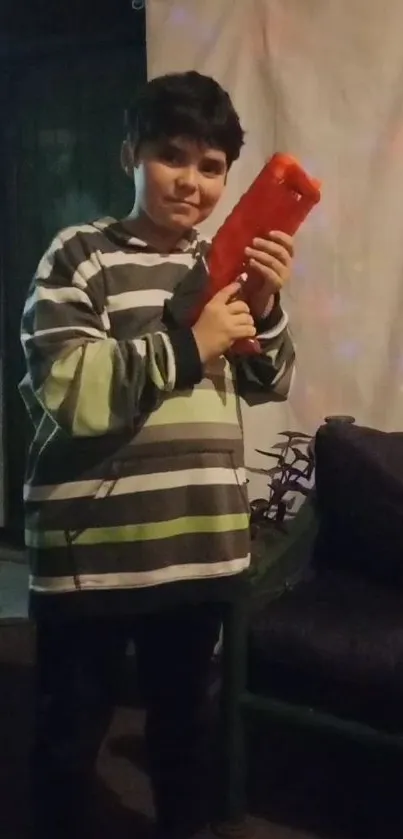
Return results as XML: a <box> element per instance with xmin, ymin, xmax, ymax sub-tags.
<box><xmin>176</xmin><ymin>167</ymin><xmax>198</xmax><ymax>189</ymax></box>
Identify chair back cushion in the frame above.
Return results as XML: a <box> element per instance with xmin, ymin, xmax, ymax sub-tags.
<box><xmin>314</xmin><ymin>422</ymin><xmax>403</xmax><ymax>584</ymax></box>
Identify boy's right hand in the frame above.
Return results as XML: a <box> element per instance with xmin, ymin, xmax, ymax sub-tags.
<box><xmin>191</xmin><ymin>282</ymin><xmax>256</xmax><ymax>365</ymax></box>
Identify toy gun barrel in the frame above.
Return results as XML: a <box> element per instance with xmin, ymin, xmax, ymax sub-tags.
<box><xmin>193</xmin><ymin>153</ymin><xmax>321</xmax><ymax>355</ymax></box>
<box><xmin>208</xmin><ymin>152</ymin><xmax>321</xmax><ymax>295</ymax></box>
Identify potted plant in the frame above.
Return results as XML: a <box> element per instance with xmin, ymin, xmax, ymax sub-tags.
<box><xmin>249</xmin><ymin>430</ymin><xmax>314</xmax><ymax>533</ymax></box>
<box><xmin>247</xmin><ymin>417</ymin><xmax>356</xmax><ymax>599</ymax></box>
<box><xmin>247</xmin><ymin>430</ymin><xmax>318</xmax><ymax>600</ymax></box>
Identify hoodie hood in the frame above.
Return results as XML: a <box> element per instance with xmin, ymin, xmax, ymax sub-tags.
<box><xmin>91</xmin><ymin>216</ymin><xmax>202</xmax><ymax>255</ymax></box>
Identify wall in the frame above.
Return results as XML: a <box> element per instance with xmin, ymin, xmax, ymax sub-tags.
<box><xmin>146</xmin><ymin>0</ymin><xmax>403</xmax><ymax>496</ymax></box>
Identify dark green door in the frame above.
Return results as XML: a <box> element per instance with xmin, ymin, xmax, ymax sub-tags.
<box><xmin>0</xmin><ymin>35</ymin><xmax>146</xmax><ymax>534</ymax></box>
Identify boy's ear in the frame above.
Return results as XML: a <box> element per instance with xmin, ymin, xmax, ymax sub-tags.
<box><xmin>120</xmin><ymin>139</ymin><xmax>137</xmax><ymax>179</ymax></box>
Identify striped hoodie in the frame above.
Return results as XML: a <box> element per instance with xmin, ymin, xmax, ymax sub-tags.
<box><xmin>20</xmin><ymin>217</ymin><xmax>295</xmax><ymax>616</ymax></box>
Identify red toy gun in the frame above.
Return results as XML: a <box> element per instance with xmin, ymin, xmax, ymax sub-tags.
<box><xmin>193</xmin><ymin>152</ymin><xmax>321</xmax><ymax>355</ymax></box>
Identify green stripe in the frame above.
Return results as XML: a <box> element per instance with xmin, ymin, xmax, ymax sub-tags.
<box><xmin>39</xmin><ymin>349</ymin><xmax>81</xmax><ymax>414</ymax></box>
<box><xmin>72</xmin><ymin>342</ymin><xmax>115</xmax><ymax>435</ymax></box>
<box><xmin>40</xmin><ymin>342</ymin><xmax>115</xmax><ymax>436</ymax></box>
<box><xmin>147</xmin><ymin>387</ymin><xmax>238</xmax><ymax>427</ymax></box>
<box><xmin>25</xmin><ymin>512</ymin><xmax>250</xmax><ymax>549</ymax></box>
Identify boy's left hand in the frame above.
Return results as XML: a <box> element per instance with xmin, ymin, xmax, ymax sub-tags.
<box><xmin>244</xmin><ymin>230</ymin><xmax>294</xmax><ymax>319</ymax></box>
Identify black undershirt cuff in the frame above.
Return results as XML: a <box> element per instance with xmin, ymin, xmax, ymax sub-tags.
<box><xmin>167</xmin><ymin>327</ymin><xmax>203</xmax><ymax>389</ymax></box>
<box><xmin>254</xmin><ymin>292</ymin><xmax>284</xmax><ymax>333</ymax></box>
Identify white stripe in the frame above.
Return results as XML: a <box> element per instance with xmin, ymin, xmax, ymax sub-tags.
<box><xmin>271</xmin><ymin>360</ymin><xmax>287</xmax><ymax>385</ymax></box>
<box><xmin>34</xmin><ymin>223</ymin><xmax>204</xmax><ymax>284</ymax></box>
<box><xmin>35</xmin><ymin>224</ymin><xmax>103</xmax><ymax>280</ymax></box>
<box><xmin>100</xmin><ymin>308</ymin><xmax>111</xmax><ymax>331</ymax></box>
<box><xmin>71</xmin><ymin>250</ymin><xmax>195</xmax><ymax>289</ymax></box>
<box><xmin>258</xmin><ymin>310</ymin><xmax>289</xmax><ymax>339</ymax></box>
<box><xmin>289</xmin><ymin>364</ymin><xmax>297</xmax><ymax>394</ymax></box>
<box><xmin>21</xmin><ymin>325</ymin><xmax>105</xmax><ymax>346</ymax></box>
<box><xmin>159</xmin><ymin>331</ymin><xmax>176</xmax><ymax>390</ymax></box>
<box><xmin>23</xmin><ymin>285</ymin><xmax>93</xmax><ymax>315</ymax></box>
<box><xmin>92</xmin><ymin>218</ymin><xmax>113</xmax><ymax>231</ymax></box>
<box><xmin>132</xmin><ymin>338</ymin><xmax>147</xmax><ymax>358</ymax></box>
<box><xmin>29</xmin><ymin>556</ymin><xmax>251</xmax><ymax>593</ymax></box>
<box><xmin>24</xmin><ymin>466</ymin><xmax>247</xmax><ymax>502</ymax></box>
<box><xmin>71</xmin><ymin>254</ymin><xmax>102</xmax><ymax>290</ymax></box>
<box><xmin>107</xmin><ymin>288</ymin><xmax>172</xmax><ymax>313</ymax></box>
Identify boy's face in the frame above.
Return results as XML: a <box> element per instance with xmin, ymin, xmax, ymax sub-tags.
<box><xmin>128</xmin><ymin>136</ymin><xmax>228</xmax><ymax>233</ymax></box>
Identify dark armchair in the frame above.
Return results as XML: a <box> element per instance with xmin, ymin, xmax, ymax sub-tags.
<box><xmin>217</xmin><ymin>421</ymin><xmax>403</xmax><ymax>835</ymax></box>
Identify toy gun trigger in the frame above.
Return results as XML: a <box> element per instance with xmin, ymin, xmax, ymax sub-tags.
<box><xmin>203</xmin><ymin>268</ymin><xmax>261</xmax><ymax>358</ymax></box>
<box><xmin>227</xmin><ymin>271</ymin><xmax>248</xmax><ymax>303</ymax></box>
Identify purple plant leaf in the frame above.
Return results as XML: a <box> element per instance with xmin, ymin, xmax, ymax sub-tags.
<box><xmin>254</xmin><ymin>450</ymin><xmax>283</xmax><ymax>461</ymax></box>
<box><xmin>278</xmin><ymin>430</ymin><xmax>312</xmax><ymax>440</ymax></box>
<box><xmin>281</xmin><ymin>481</ymin><xmax>311</xmax><ymax>496</ymax></box>
<box><xmin>291</xmin><ymin>447</ymin><xmax>311</xmax><ymax>462</ymax></box>
<box><xmin>286</xmin><ymin>465</ymin><xmax>310</xmax><ymax>479</ymax></box>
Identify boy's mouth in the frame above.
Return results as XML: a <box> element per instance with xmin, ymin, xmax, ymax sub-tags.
<box><xmin>166</xmin><ymin>198</ymin><xmax>199</xmax><ymax>209</ymax></box>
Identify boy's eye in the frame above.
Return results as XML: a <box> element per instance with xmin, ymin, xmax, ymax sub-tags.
<box><xmin>161</xmin><ymin>153</ymin><xmax>180</xmax><ymax>165</ymax></box>
<box><xmin>159</xmin><ymin>146</ymin><xmax>183</xmax><ymax>165</ymax></box>
<box><xmin>201</xmin><ymin>160</ymin><xmax>225</xmax><ymax>176</ymax></box>
<box><xmin>157</xmin><ymin>144</ymin><xmax>226</xmax><ymax>176</ymax></box>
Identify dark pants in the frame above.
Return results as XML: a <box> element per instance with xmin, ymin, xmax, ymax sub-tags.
<box><xmin>32</xmin><ymin>604</ymin><xmax>221</xmax><ymax>838</ymax></box>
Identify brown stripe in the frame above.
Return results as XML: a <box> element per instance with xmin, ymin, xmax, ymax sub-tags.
<box><xmin>26</xmin><ymin>433</ymin><xmax>133</xmax><ymax>485</ymax></box>
<box><xmin>130</xmin><ymin>421</ymin><xmax>242</xmax><ymax>448</ymax></box>
<box><xmin>35</xmin><ymin>230</ymin><xmax>101</xmax><ymax>279</ymax></box>
<box><xmin>26</xmin><ymin>478</ymin><xmax>249</xmax><ymax>531</ymax></box>
<box><xmin>29</xmin><ymin>527</ymin><xmax>251</xmax><ymax>579</ymax></box>
<box><xmin>26</xmin><ymin>433</ymin><xmax>246</xmax><ymax>488</ymax></box>
<box><xmin>100</xmin><ymin>261</ymin><xmax>192</xmax><ymax>296</ymax></box>
<box><xmin>108</xmin><ymin>307</ymin><xmax>165</xmax><ymax>338</ymax></box>
<box><xmin>47</xmin><ymin>225</ymin><xmax>129</xmax><ymax>274</ymax></box>
<box><xmin>34</xmin><ymin>220</ymin><xmax>201</xmax><ymax>280</ymax></box>
<box><xmin>25</xmin><ymin>299</ymin><xmax>102</xmax><ymax>333</ymax></box>
<box><xmin>35</xmin><ymin>224</ymin><xmax>195</xmax><ymax>298</ymax></box>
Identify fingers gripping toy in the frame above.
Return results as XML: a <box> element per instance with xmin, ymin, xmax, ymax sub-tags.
<box><xmin>194</xmin><ymin>153</ymin><xmax>321</xmax><ymax>355</ymax></box>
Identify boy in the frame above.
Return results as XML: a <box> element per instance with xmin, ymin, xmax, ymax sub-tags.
<box><xmin>20</xmin><ymin>71</ymin><xmax>295</xmax><ymax>838</ymax></box>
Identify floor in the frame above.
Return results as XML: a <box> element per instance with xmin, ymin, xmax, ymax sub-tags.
<box><xmin>1</xmin><ymin>550</ymin><xmax>400</xmax><ymax>839</ymax></box>
<box><xmin>0</xmin><ymin>549</ymin><xmax>321</xmax><ymax>839</ymax></box>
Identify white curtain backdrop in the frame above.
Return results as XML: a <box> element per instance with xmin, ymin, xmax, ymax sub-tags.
<box><xmin>147</xmin><ymin>0</ymin><xmax>403</xmax><ymax>493</ymax></box>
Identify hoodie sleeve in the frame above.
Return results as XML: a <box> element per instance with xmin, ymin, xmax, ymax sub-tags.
<box><xmin>20</xmin><ymin>229</ymin><xmax>203</xmax><ymax>438</ymax></box>
<box><xmin>162</xmin><ymin>247</ymin><xmax>296</xmax><ymax>406</ymax></box>
<box><xmin>234</xmin><ymin>293</ymin><xmax>296</xmax><ymax>406</ymax></box>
